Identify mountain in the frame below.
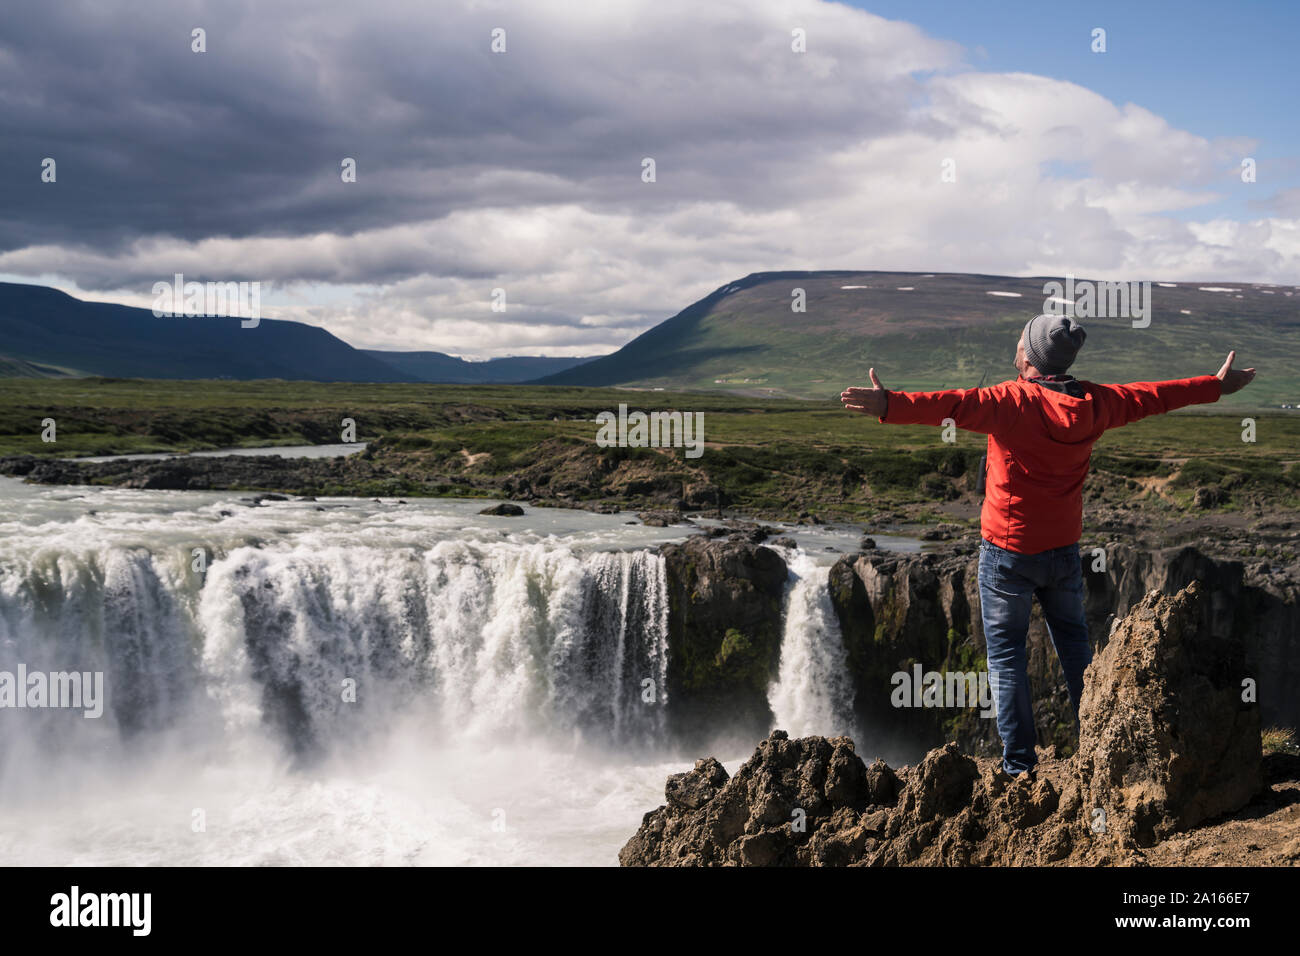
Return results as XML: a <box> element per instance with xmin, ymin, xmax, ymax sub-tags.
<box><xmin>360</xmin><ymin>350</ymin><xmax>591</xmax><ymax>383</ymax></box>
<box><xmin>536</xmin><ymin>271</ymin><xmax>1299</xmax><ymax>405</ymax></box>
<box><xmin>0</xmin><ymin>282</ymin><xmax>595</xmax><ymax>383</ymax></box>
<box><xmin>5</xmin><ymin>275</ymin><xmax>1293</xmax><ymax>401</ymax></box>
<box><xmin>0</xmin><ymin>282</ymin><xmax>408</xmax><ymax>382</ymax></box>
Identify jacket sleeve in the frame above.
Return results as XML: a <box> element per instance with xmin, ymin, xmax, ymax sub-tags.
<box><xmin>1092</xmin><ymin>375</ymin><xmax>1222</xmax><ymax>430</ymax></box>
<box><xmin>879</xmin><ymin>383</ymin><xmax>1019</xmax><ymax>435</ymax></box>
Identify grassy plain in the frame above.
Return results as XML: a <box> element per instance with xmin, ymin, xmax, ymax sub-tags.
<box><xmin>1</xmin><ymin>378</ymin><xmax>1296</xmax><ymax>522</ymax></box>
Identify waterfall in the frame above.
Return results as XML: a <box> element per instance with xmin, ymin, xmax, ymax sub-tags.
<box><xmin>0</xmin><ymin>547</ymin><xmax>200</xmax><ymax>731</ymax></box>
<box><xmin>0</xmin><ymin>487</ymin><xmax>890</xmax><ymax>864</ymax></box>
<box><xmin>3</xmin><ymin>522</ymin><xmax>854</xmax><ymax>775</ymax></box>
<box><xmin>1</xmin><ymin>539</ymin><xmax>672</xmax><ymax>777</ymax></box>
<box><xmin>767</xmin><ymin>550</ymin><xmax>857</xmax><ymax>739</ymax></box>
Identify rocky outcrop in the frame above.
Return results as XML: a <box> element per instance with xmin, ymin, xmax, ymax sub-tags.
<box><xmin>829</xmin><ymin>542</ymin><xmax>1299</xmax><ymax>757</ymax></box>
<box><xmin>620</xmin><ymin>582</ymin><xmax>1268</xmax><ymax>866</ymax></box>
<box><xmin>0</xmin><ymin>435</ymin><xmax>729</xmax><ymax>514</ymax></box>
<box><xmin>0</xmin><ymin>451</ymin><xmax>398</xmax><ymax>495</ymax></box>
<box><xmin>658</xmin><ymin>533</ymin><xmax>789</xmax><ymax>749</ymax></box>
<box><xmin>618</xmin><ymin>727</ymin><xmax>1076</xmax><ymax>866</ymax></box>
<box><xmin>1075</xmin><ymin>582</ymin><xmax>1263</xmax><ymax>849</ymax></box>
<box><xmin>618</xmin><ymin>733</ymin><xmax>875</xmax><ymax>866</ymax></box>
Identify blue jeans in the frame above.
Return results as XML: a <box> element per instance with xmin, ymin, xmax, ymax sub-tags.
<box><xmin>977</xmin><ymin>538</ymin><xmax>1092</xmax><ymax>774</ymax></box>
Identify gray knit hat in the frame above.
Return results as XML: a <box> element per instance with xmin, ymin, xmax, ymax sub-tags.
<box><xmin>1022</xmin><ymin>313</ymin><xmax>1086</xmax><ymax>374</ymax></box>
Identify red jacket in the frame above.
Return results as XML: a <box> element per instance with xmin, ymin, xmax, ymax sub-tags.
<box><xmin>880</xmin><ymin>375</ymin><xmax>1223</xmax><ymax>554</ymax></box>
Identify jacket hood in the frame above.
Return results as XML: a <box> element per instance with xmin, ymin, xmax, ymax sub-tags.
<box><xmin>1019</xmin><ymin>377</ymin><xmax>1099</xmax><ymax>443</ymax></box>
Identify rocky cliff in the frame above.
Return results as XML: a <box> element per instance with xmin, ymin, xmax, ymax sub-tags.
<box><xmin>620</xmin><ymin>582</ymin><xmax>1277</xmax><ymax>866</ymax></box>
<box><xmin>826</xmin><ymin>540</ymin><xmax>1299</xmax><ymax>757</ymax></box>
<box><xmin>658</xmin><ymin>531</ymin><xmax>788</xmax><ymax>750</ymax></box>
<box><xmin>651</xmin><ymin>531</ymin><xmax>1297</xmax><ymax>758</ymax></box>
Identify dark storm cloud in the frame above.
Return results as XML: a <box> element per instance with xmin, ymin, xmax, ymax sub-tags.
<box><xmin>3</xmin><ymin>1</ymin><xmax>1287</xmax><ymax>358</ymax></box>
<box><xmin>0</xmin><ymin>0</ymin><xmax>956</xmax><ymax>282</ymax></box>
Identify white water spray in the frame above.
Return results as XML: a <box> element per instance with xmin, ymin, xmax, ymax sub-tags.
<box><xmin>0</xmin><ymin>483</ymin><xmax>890</xmax><ymax>864</ymax></box>
<box><xmin>767</xmin><ymin>550</ymin><xmax>857</xmax><ymax>739</ymax></box>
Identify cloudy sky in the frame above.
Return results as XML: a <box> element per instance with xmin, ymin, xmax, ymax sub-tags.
<box><xmin>2</xmin><ymin>0</ymin><xmax>1296</xmax><ymax>358</ymax></box>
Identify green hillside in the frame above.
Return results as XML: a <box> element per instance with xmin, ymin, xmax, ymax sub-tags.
<box><xmin>538</xmin><ymin>271</ymin><xmax>1299</xmax><ymax>407</ymax></box>
<box><xmin>0</xmin><ymin>355</ymin><xmax>74</xmax><ymax>378</ymax></box>
<box><xmin>0</xmin><ymin>282</ymin><xmax>593</xmax><ymax>384</ymax></box>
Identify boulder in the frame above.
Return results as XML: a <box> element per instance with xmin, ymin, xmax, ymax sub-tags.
<box><xmin>1073</xmin><ymin>582</ymin><xmax>1263</xmax><ymax>849</ymax></box>
<box><xmin>618</xmin><ymin>731</ymin><xmax>871</xmax><ymax>866</ymax></box>
<box><xmin>666</xmin><ymin>758</ymin><xmax>729</xmax><ymax>810</ymax></box>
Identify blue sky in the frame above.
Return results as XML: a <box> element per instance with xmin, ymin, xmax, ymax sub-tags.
<box><xmin>853</xmin><ymin>0</ymin><xmax>1298</xmax><ymax>221</ymax></box>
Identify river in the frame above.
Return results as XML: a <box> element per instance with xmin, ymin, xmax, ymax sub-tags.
<box><xmin>0</xmin><ymin>476</ymin><xmax>919</xmax><ymax>865</ymax></box>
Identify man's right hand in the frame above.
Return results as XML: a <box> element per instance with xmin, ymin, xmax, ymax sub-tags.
<box><xmin>841</xmin><ymin>368</ymin><xmax>888</xmax><ymax>418</ymax></box>
<box><xmin>1215</xmin><ymin>351</ymin><xmax>1257</xmax><ymax>395</ymax></box>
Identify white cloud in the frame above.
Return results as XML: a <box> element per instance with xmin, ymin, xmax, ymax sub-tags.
<box><xmin>0</xmin><ymin>0</ymin><xmax>1295</xmax><ymax>358</ymax></box>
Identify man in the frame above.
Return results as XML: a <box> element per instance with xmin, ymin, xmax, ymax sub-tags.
<box><xmin>840</xmin><ymin>314</ymin><xmax>1256</xmax><ymax>775</ymax></box>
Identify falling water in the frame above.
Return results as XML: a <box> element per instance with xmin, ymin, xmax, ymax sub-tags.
<box><xmin>2</xmin><ymin>538</ymin><xmax>672</xmax><ymax>771</ymax></box>
<box><xmin>0</xmin><ymin>482</ymin><xmax>890</xmax><ymax>864</ymax></box>
<box><xmin>767</xmin><ymin>549</ymin><xmax>857</xmax><ymax>739</ymax></box>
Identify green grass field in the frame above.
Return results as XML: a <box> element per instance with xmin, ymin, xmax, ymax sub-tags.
<box><xmin>1</xmin><ymin>378</ymin><xmax>1296</xmax><ymax>519</ymax></box>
